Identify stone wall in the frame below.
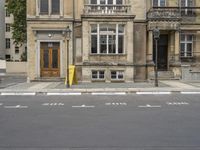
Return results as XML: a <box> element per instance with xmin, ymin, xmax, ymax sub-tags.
<box><xmin>6</xmin><ymin>62</ymin><xmax>27</xmax><ymax>73</ymax></box>
<box><xmin>134</xmin><ymin>22</ymin><xmax>147</xmax><ymax>81</ymax></box>
<box><xmin>182</xmin><ymin>65</ymin><xmax>200</xmax><ymax>80</ymax></box>
<box><xmin>82</xmin><ymin>66</ymin><xmax>134</xmax><ymax>83</ymax></box>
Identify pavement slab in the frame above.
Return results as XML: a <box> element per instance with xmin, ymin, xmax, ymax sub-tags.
<box><xmin>0</xmin><ymin>75</ymin><xmax>200</xmax><ymax>93</ymax></box>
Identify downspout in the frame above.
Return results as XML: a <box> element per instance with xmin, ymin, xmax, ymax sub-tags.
<box><xmin>72</xmin><ymin>0</ymin><xmax>76</xmax><ymax>64</ymax></box>
<box><xmin>179</xmin><ymin>0</ymin><xmax>181</xmax><ymax>62</ymax></box>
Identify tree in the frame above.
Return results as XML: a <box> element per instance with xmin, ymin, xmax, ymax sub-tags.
<box><xmin>6</xmin><ymin>0</ymin><xmax>26</xmax><ymax>46</ymax></box>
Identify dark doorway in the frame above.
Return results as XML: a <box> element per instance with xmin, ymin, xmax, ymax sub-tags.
<box><xmin>153</xmin><ymin>34</ymin><xmax>168</xmax><ymax>71</ymax></box>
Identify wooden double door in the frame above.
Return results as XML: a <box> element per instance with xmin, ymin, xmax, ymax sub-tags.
<box><xmin>40</xmin><ymin>42</ymin><xmax>60</xmax><ymax>77</ymax></box>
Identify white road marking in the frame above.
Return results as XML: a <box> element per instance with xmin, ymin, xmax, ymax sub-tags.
<box><xmin>181</xmin><ymin>92</ymin><xmax>200</xmax><ymax>94</ymax></box>
<box><xmin>72</xmin><ymin>105</ymin><xmax>95</xmax><ymax>108</ymax></box>
<box><xmin>1</xmin><ymin>93</ymin><xmax>36</xmax><ymax>96</ymax></box>
<box><xmin>136</xmin><ymin>92</ymin><xmax>171</xmax><ymax>95</ymax></box>
<box><xmin>47</xmin><ymin>93</ymin><xmax>81</xmax><ymax>96</ymax></box>
<box><xmin>92</xmin><ymin>92</ymin><xmax>126</xmax><ymax>96</ymax></box>
<box><xmin>0</xmin><ymin>103</ymin><xmax>3</xmax><ymax>106</ymax></box>
<box><xmin>42</xmin><ymin>103</ymin><xmax>64</xmax><ymax>106</ymax></box>
<box><xmin>4</xmin><ymin>105</ymin><xmax>28</xmax><ymax>109</ymax></box>
<box><xmin>105</xmin><ymin>102</ymin><xmax>127</xmax><ymax>106</ymax></box>
<box><xmin>138</xmin><ymin>104</ymin><xmax>161</xmax><ymax>108</ymax></box>
<box><xmin>167</xmin><ymin>102</ymin><xmax>189</xmax><ymax>105</ymax></box>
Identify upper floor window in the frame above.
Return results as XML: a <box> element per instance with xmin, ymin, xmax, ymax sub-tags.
<box><xmin>153</xmin><ymin>0</ymin><xmax>166</xmax><ymax>7</ymax></box>
<box><xmin>181</xmin><ymin>0</ymin><xmax>194</xmax><ymax>7</ymax></box>
<box><xmin>90</xmin><ymin>0</ymin><xmax>123</xmax><ymax>5</ymax></box>
<box><xmin>5</xmin><ymin>8</ymin><xmax>10</xmax><ymax>17</ymax></box>
<box><xmin>91</xmin><ymin>24</ymin><xmax>124</xmax><ymax>54</ymax></box>
<box><xmin>5</xmin><ymin>38</ymin><xmax>10</xmax><ymax>49</ymax></box>
<box><xmin>40</xmin><ymin>0</ymin><xmax>49</xmax><ymax>14</ymax></box>
<box><xmin>51</xmin><ymin>0</ymin><xmax>60</xmax><ymax>14</ymax></box>
<box><xmin>181</xmin><ymin>0</ymin><xmax>195</xmax><ymax>16</ymax></box>
<box><xmin>180</xmin><ymin>34</ymin><xmax>194</xmax><ymax>57</ymax></box>
<box><xmin>39</xmin><ymin>0</ymin><xmax>60</xmax><ymax>15</ymax></box>
<box><xmin>6</xmin><ymin>24</ymin><xmax>11</xmax><ymax>32</ymax></box>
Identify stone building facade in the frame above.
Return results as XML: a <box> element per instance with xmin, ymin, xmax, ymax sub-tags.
<box><xmin>27</xmin><ymin>0</ymin><xmax>200</xmax><ymax>82</ymax></box>
<box><xmin>0</xmin><ymin>0</ymin><xmax>5</xmax><ymax>60</ymax></box>
<box><xmin>4</xmin><ymin>4</ymin><xmax>26</xmax><ymax>62</ymax></box>
<box><xmin>146</xmin><ymin>0</ymin><xmax>200</xmax><ymax>80</ymax></box>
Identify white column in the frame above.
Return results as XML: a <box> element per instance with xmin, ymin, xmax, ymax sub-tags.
<box><xmin>127</xmin><ymin>21</ymin><xmax>134</xmax><ymax>63</ymax></box>
<box><xmin>175</xmin><ymin>31</ymin><xmax>180</xmax><ymax>62</ymax></box>
<box><xmin>60</xmin><ymin>0</ymin><xmax>64</xmax><ymax>17</ymax></box>
<box><xmin>147</xmin><ymin>31</ymin><xmax>153</xmax><ymax>62</ymax></box>
<box><xmin>36</xmin><ymin>0</ymin><xmax>39</xmax><ymax>16</ymax></box>
<box><xmin>169</xmin><ymin>31</ymin><xmax>175</xmax><ymax>61</ymax></box>
<box><xmin>48</xmin><ymin>0</ymin><xmax>51</xmax><ymax>16</ymax></box>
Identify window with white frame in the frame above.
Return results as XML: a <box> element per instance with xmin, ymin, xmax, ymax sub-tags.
<box><xmin>92</xmin><ymin>70</ymin><xmax>105</xmax><ymax>80</ymax></box>
<box><xmin>40</xmin><ymin>0</ymin><xmax>48</xmax><ymax>14</ymax></box>
<box><xmin>181</xmin><ymin>0</ymin><xmax>194</xmax><ymax>15</ymax></box>
<box><xmin>5</xmin><ymin>38</ymin><xmax>10</xmax><ymax>49</ymax></box>
<box><xmin>5</xmin><ymin>8</ymin><xmax>10</xmax><ymax>17</ymax></box>
<box><xmin>39</xmin><ymin>0</ymin><xmax>60</xmax><ymax>15</ymax></box>
<box><xmin>51</xmin><ymin>0</ymin><xmax>60</xmax><ymax>14</ymax></box>
<box><xmin>91</xmin><ymin>24</ymin><xmax>124</xmax><ymax>54</ymax></box>
<box><xmin>180</xmin><ymin>34</ymin><xmax>194</xmax><ymax>57</ymax></box>
<box><xmin>181</xmin><ymin>0</ymin><xmax>194</xmax><ymax>7</ymax></box>
<box><xmin>90</xmin><ymin>0</ymin><xmax>123</xmax><ymax>5</ymax></box>
<box><xmin>111</xmin><ymin>70</ymin><xmax>124</xmax><ymax>80</ymax></box>
<box><xmin>153</xmin><ymin>0</ymin><xmax>166</xmax><ymax>7</ymax></box>
<box><xmin>6</xmin><ymin>24</ymin><xmax>11</xmax><ymax>32</ymax></box>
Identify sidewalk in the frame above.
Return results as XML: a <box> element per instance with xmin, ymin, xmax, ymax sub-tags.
<box><xmin>0</xmin><ymin>74</ymin><xmax>200</xmax><ymax>94</ymax></box>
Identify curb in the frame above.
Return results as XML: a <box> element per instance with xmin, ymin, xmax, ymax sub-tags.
<box><xmin>1</xmin><ymin>91</ymin><xmax>200</xmax><ymax>96</ymax></box>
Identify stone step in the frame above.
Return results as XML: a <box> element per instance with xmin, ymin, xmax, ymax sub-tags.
<box><xmin>149</xmin><ymin>71</ymin><xmax>175</xmax><ymax>79</ymax></box>
<box><xmin>33</xmin><ymin>77</ymin><xmax>65</xmax><ymax>82</ymax></box>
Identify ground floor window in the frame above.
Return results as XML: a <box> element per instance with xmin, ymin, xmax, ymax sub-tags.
<box><xmin>15</xmin><ymin>47</ymin><xmax>19</xmax><ymax>54</ymax></box>
<box><xmin>111</xmin><ymin>70</ymin><xmax>124</xmax><ymax>80</ymax></box>
<box><xmin>91</xmin><ymin>24</ymin><xmax>124</xmax><ymax>54</ymax></box>
<box><xmin>5</xmin><ymin>55</ymin><xmax>10</xmax><ymax>61</ymax></box>
<box><xmin>180</xmin><ymin>34</ymin><xmax>193</xmax><ymax>57</ymax></box>
<box><xmin>92</xmin><ymin>70</ymin><xmax>105</xmax><ymax>80</ymax></box>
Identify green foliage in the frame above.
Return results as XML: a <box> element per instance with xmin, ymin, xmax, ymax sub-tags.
<box><xmin>6</xmin><ymin>0</ymin><xmax>26</xmax><ymax>46</ymax></box>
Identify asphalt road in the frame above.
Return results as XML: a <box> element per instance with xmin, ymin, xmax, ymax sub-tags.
<box><xmin>0</xmin><ymin>94</ymin><xmax>200</xmax><ymax>150</ymax></box>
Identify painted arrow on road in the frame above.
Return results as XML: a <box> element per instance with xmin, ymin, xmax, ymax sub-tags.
<box><xmin>138</xmin><ymin>104</ymin><xmax>161</xmax><ymax>108</ymax></box>
<box><xmin>72</xmin><ymin>105</ymin><xmax>95</xmax><ymax>108</ymax></box>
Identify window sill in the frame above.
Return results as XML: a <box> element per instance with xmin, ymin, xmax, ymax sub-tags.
<box><xmin>91</xmin><ymin>79</ymin><xmax>106</xmax><ymax>82</ymax></box>
<box><xmin>38</xmin><ymin>14</ymin><xmax>61</xmax><ymax>17</ymax></box>
<box><xmin>90</xmin><ymin>53</ymin><xmax>126</xmax><ymax>56</ymax></box>
<box><xmin>180</xmin><ymin>56</ymin><xmax>194</xmax><ymax>58</ymax></box>
<box><xmin>111</xmin><ymin>79</ymin><xmax>125</xmax><ymax>82</ymax></box>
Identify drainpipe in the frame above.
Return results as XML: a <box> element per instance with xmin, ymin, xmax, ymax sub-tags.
<box><xmin>72</xmin><ymin>0</ymin><xmax>76</xmax><ymax>65</ymax></box>
<box><xmin>179</xmin><ymin>0</ymin><xmax>181</xmax><ymax>63</ymax></box>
